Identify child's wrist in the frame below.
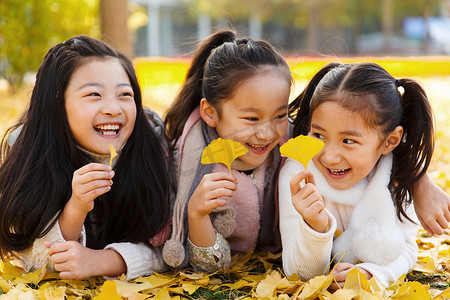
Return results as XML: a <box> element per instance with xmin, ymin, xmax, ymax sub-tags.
<box><xmin>66</xmin><ymin>196</ymin><xmax>91</xmax><ymax>216</ymax></box>
<box><xmin>305</xmin><ymin>219</ymin><xmax>329</xmax><ymax>233</ymax></box>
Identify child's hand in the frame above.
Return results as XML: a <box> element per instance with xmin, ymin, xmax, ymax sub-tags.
<box><xmin>187</xmin><ymin>172</ymin><xmax>237</xmax><ymax>247</ymax></box>
<box><xmin>413</xmin><ymin>173</ymin><xmax>450</xmax><ymax>235</ymax></box>
<box><xmin>290</xmin><ymin>170</ymin><xmax>328</xmax><ymax>233</ymax></box>
<box><xmin>46</xmin><ymin>241</ymin><xmax>126</xmax><ymax>279</ymax></box>
<box><xmin>329</xmin><ymin>262</ymin><xmax>372</xmax><ymax>291</ymax></box>
<box><xmin>188</xmin><ymin>172</ymin><xmax>237</xmax><ymax>220</ymax></box>
<box><xmin>69</xmin><ymin>163</ymin><xmax>114</xmax><ymax>215</ymax></box>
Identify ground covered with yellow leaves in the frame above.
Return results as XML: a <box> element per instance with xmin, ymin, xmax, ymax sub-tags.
<box><xmin>0</xmin><ymin>228</ymin><xmax>449</xmax><ymax>299</ymax></box>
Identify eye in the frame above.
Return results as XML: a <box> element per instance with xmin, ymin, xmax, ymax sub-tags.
<box><xmin>87</xmin><ymin>92</ymin><xmax>101</xmax><ymax>97</ymax></box>
<box><xmin>275</xmin><ymin>113</ymin><xmax>287</xmax><ymax>120</ymax></box>
<box><xmin>119</xmin><ymin>92</ymin><xmax>134</xmax><ymax>97</ymax></box>
<box><xmin>343</xmin><ymin>138</ymin><xmax>356</xmax><ymax>144</ymax></box>
<box><xmin>313</xmin><ymin>133</ymin><xmax>325</xmax><ymax>140</ymax></box>
<box><xmin>245</xmin><ymin>117</ymin><xmax>259</xmax><ymax>122</ymax></box>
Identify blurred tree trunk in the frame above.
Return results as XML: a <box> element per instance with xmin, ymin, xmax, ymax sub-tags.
<box><xmin>100</xmin><ymin>0</ymin><xmax>132</xmax><ymax>57</ymax></box>
<box><xmin>382</xmin><ymin>0</ymin><xmax>393</xmax><ymax>51</ymax></box>
<box><xmin>306</xmin><ymin>0</ymin><xmax>319</xmax><ymax>53</ymax></box>
<box><xmin>421</xmin><ymin>3</ymin><xmax>431</xmax><ymax>53</ymax></box>
<box><xmin>349</xmin><ymin>0</ymin><xmax>363</xmax><ymax>55</ymax></box>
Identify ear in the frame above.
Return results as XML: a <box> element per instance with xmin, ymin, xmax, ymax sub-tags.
<box><xmin>382</xmin><ymin>126</ymin><xmax>403</xmax><ymax>155</ymax></box>
<box><xmin>200</xmin><ymin>98</ymin><xmax>218</xmax><ymax>127</ymax></box>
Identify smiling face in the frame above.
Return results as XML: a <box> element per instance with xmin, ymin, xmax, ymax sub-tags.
<box><xmin>310</xmin><ymin>101</ymin><xmax>388</xmax><ymax>190</ymax></box>
<box><xmin>201</xmin><ymin>70</ymin><xmax>290</xmax><ymax>171</ymax></box>
<box><xmin>64</xmin><ymin>58</ymin><xmax>137</xmax><ymax>155</ymax></box>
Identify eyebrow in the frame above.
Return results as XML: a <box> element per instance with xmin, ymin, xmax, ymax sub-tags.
<box><xmin>311</xmin><ymin>124</ymin><xmax>363</xmax><ymax>137</ymax></box>
<box><xmin>77</xmin><ymin>82</ymin><xmax>132</xmax><ymax>90</ymax></box>
<box><xmin>239</xmin><ymin>104</ymin><xmax>288</xmax><ymax>113</ymax></box>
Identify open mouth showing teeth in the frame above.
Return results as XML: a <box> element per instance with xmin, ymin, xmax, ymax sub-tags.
<box><xmin>328</xmin><ymin>168</ymin><xmax>349</xmax><ymax>175</ymax></box>
<box><xmin>94</xmin><ymin>124</ymin><xmax>120</xmax><ymax>136</ymax></box>
<box><xmin>248</xmin><ymin>143</ymin><xmax>269</xmax><ymax>151</ymax></box>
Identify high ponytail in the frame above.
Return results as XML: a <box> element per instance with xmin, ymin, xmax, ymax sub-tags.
<box><xmin>164</xmin><ymin>30</ymin><xmax>237</xmax><ymax>143</ymax></box>
<box><xmin>391</xmin><ymin>78</ymin><xmax>434</xmax><ymax>219</ymax></box>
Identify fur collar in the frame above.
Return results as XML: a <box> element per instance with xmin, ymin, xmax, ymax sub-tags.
<box><xmin>310</xmin><ymin>153</ymin><xmax>406</xmax><ymax>265</ymax></box>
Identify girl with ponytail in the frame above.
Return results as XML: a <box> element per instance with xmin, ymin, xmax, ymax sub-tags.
<box><xmin>163</xmin><ymin>30</ymin><xmax>292</xmax><ymax>271</ymax></box>
<box><xmin>279</xmin><ymin>62</ymin><xmax>435</xmax><ymax>288</ymax></box>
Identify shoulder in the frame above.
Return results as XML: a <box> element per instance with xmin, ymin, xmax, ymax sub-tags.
<box><xmin>144</xmin><ymin>109</ymin><xmax>165</xmax><ymax>137</ymax></box>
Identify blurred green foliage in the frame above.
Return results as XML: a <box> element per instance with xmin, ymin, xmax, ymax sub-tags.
<box><xmin>182</xmin><ymin>0</ymin><xmax>442</xmax><ymax>29</ymax></box>
<box><xmin>0</xmin><ymin>0</ymin><xmax>99</xmax><ymax>90</ymax></box>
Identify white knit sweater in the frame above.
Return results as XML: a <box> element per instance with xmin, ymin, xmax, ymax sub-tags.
<box><xmin>278</xmin><ymin>158</ymin><xmax>419</xmax><ymax>287</ymax></box>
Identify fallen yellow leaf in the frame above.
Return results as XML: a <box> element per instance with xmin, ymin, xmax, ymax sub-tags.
<box><xmin>114</xmin><ymin>280</ymin><xmax>152</xmax><ymax>297</ymax></box>
<box><xmin>332</xmin><ymin>288</ymin><xmax>359</xmax><ymax>300</ymax></box>
<box><xmin>182</xmin><ymin>282</ymin><xmax>202</xmax><ymax>295</ymax></box>
<box><xmin>413</xmin><ymin>254</ymin><xmax>437</xmax><ymax>274</ymax></box>
<box><xmin>255</xmin><ymin>270</ymin><xmax>292</xmax><ymax>300</ymax></box>
<box><xmin>221</xmin><ymin>279</ymin><xmax>251</xmax><ymax>289</ymax></box>
<box><xmin>154</xmin><ymin>286</ymin><xmax>172</xmax><ymax>300</ymax></box>
<box><xmin>0</xmin><ymin>261</ymin><xmax>25</xmax><ymax>280</ymax></box>
<box><xmin>391</xmin><ymin>281</ymin><xmax>430</xmax><ymax>299</ymax></box>
<box><xmin>137</xmin><ymin>274</ymin><xmax>178</xmax><ymax>289</ymax></box>
<box><xmin>38</xmin><ymin>285</ymin><xmax>66</xmax><ymax>300</ymax></box>
<box><xmin>0</xmin><ymin>278</ymin><xmax>12</xmax><ymax>293</ymax></box>
<box><xmin>298</xmin><ymin>273</ymin><xmax>333</xmax><ymax>299</ymax></box>
<box><xmin>95</xmin><ymin>280</ymin><xmax>122</xmax><ymax>300</ymax></box>
<box><xmin>109</xmin><ymin>144</ymin><xmax>117</xmax><ymax>167</ymax></box>
<box><xmin>201</xmin><ymin>138</ymin><xmax>248</xmax><ymax>172</ymax></box>
<box><xmin>14</xmin><ymin>268</ymin><xmax>41</xmax><ymax>285</ymax></box>
<box><xmin>280</xmin><ymin>135</ymin><xmax>324</xmax><ymax>169</ymax></box>
<box><xmin>343</xmin><ymin>268</ymin><xmax>371</xmax><ymax>292</ymax></box>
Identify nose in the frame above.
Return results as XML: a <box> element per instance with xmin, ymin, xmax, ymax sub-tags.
<box><xmin>320</xmin><ymin>142</ymin><xmax>341</xmax><ymax>165</ymax></box>
<box><xmin>254</xmin><ymin>120</ymin><xmax>277</xmax><ymax>141</ymax></box>
<box><xmin>101</xmin><ymin>95</ymin><xmax>122</xmax><ymax>116</ymax></box>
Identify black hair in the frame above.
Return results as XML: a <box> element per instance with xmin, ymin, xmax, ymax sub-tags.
<box><xmin>289</xmin><ymin>62</ymin><xmax>434</xmax><ymax>221</ymax></box>
<box><xmin>0</xmin><ymin>35</ymin><xmax>174</xmax><ymax>255</ymax></box>
<box><xmin>164</xmin><ymin>30</ymin><xmax>292</xmax><ymax>144</ymax></box>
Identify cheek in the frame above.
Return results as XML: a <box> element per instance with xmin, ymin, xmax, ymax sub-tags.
<box><xmin>270</xmin><ymin>120</ymin><xmax>288</xmax><ymax>143</ymax></box>
<box><xmin>125</xmin><ymin>104</ymin><xmax>137</xmax><ymax>127</ymax></box>
<box><xmin>277</xmin><ymin>120</ymin><xmax>288</xmax><ymax>136</ymax></box>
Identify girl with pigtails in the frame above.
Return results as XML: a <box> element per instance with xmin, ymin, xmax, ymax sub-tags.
<box><xmin>279</xmin><ymin>62</ymin><xmax>435</xmax><ymax>288</ymax></box>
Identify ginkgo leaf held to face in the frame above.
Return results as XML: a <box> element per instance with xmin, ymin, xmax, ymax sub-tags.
<box><xmin>109</xmin><ymin>144</ymin><xmax>117</xmax><ymax>167</ymax></box>
<box><xmin>201</xmin><ymin>138</ymin><xmax>248</xmax><ymax>172</ymax></box>
<box><xmin>280</xmin><ymin>135</ymin><xmax>324</xmax><ymax>169</ymax></box>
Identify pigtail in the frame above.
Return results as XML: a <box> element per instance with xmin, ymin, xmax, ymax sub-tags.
<box><xmin>391</xmin><ymin>78</ymin><xmax>435</xmax><ymax>220</ymax></box>
<box><xmin>289</xmin><ymin>62</ymin><xmax>342</xmax><ymax>137</ymax></box>
<box><xmin>164</xmin><ymin>30</ymin><xmax>237</xmax><ymax>144</ymax></box>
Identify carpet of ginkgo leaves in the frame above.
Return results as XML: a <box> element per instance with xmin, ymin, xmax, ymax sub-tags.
<box><xmin>1</xmin><ymin>228</ymin><xmax>450</xmax><ymax>299</ymax></box>
<box><xmin>0</xmin><ymin>58</ymin><xmax>449</xmax><ymax>299</ymax></box>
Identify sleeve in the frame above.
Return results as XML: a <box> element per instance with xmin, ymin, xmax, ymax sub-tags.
<box><xmin>10</xmin><ymin>219</ymin><xmax>86</xmax><ymax>273</ymax></box>
<box><xmin>355</xmin><ymin>205</ymin><xmax>419</xmax><ymax>287</ymax></box>
<box><xmin>186</xmin><ymin>231</ymin><xmax>231</xmax><ymax>272</ymax></box>
<box><xmin>105</xmin><ymin>242</ymin><xmax>168</xmax><ymax>280</ymax></box>
<box><xmin>278</xmin><ymin>158</ymin><xmax>337</xmax><ymax>280</ymax></box>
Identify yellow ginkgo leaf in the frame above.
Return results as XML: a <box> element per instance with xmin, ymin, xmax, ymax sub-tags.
<box><xmin>280</xmin><ymin>135</ymin><xmax>324</xmax><ymax>169</ymax></box>
<box><xmin>201</xmin><ymin>138</ymin><xmax>248</xmax><ymax>172</ymax></box>
<box><xmin>109</xmin><ymin>144</ymin><xmax>117</xmax><ymax>167</ymax></box>
<box><xmin>298</xmin><ymin>273</ymin><xmax>333</xmax><ymax>299</ymax></box>
<box><xmin>95</xmin><ymin>280</ymin><xmax>122</xmax><ymax>300</ymax></box>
